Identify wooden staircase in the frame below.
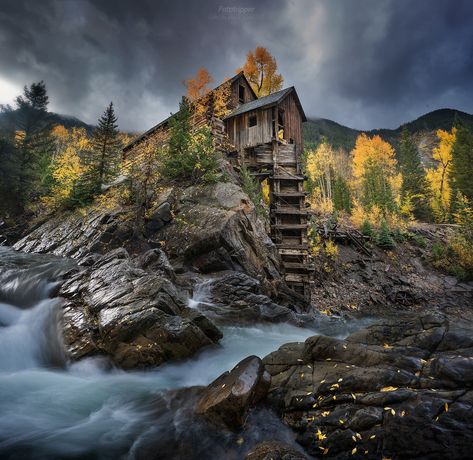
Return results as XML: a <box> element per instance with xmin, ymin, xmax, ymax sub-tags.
<box><xmin>267</xmin><ymin>141</ymin><xmax>313</xmax><ymax>301</ymax></box>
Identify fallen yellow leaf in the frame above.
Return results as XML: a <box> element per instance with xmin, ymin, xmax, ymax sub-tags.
<box><xmin>380</xmin><ymin>386</ymin><xmax>398</xmax><ymax>392</ymax></box>
<box><xmin>316</xmin><ymin>429</ymin><xmax>327</xmax><ymax>441</ymax></box>
<box><xmin>352</xmin><ymin>447</ymin><xmax>357</xmax><ymax>455</ymax></box>
<box><xmin>445</xmin><ymin>402</ymin><xmax>449</xmax><ymax>412</ymax></box>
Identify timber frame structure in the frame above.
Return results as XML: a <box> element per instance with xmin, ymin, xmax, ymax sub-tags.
<box><xmin>124</xmin><ymin>72</ymin><xmax>313</xmax><ymax>301</ymax></box>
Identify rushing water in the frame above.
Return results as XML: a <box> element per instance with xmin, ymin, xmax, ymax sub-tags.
<box><xmin>0</xmin><ymin>247</ymin><xmax>368</xmax><ymax>459</ymax></box>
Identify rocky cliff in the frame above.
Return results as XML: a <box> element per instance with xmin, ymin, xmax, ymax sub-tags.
<box><xmin>13</xmin><ymin>181</ymin><xmax>298</xmax><ymax>367</ymax></box>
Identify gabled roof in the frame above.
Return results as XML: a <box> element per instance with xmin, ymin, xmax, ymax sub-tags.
<box><xmin>224</xmin><ymin>86</ymin><xmax>307</xmax><ymax>122</ymax></box>
<box><xmin>123</xmin><ymin>71</ymin><xmax>256</xmax><ymax>152</ymax></box>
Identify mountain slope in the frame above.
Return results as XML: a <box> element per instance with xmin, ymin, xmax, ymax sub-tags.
<box><xmin>303</xmin><ymin>108</ymin><xmax>473</xmax><ymax>152</ymax></box>
<box><xmin>0</xmin><ymin>110</ymin><xmax>94</xmax><ymax>133</ymax></box>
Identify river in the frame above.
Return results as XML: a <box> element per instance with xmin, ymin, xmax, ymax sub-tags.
<box><xmin>0</xmin><ymin>246</ymin><xmax>368</xmax><ymax>459</ymax></box>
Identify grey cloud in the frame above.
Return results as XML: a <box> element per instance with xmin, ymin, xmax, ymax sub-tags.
<box><xmin>0</xmin><ymin>0</ymin><xmax>472</xmax><ymax>131</ymax></box>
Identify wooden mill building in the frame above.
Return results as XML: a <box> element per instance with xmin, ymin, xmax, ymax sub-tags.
<box><xmin>124</xmin><ymin>72</ymin><xmax>313</xmax><ymax>301</ymax></box>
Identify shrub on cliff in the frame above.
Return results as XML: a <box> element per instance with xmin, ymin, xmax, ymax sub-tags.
<box><xmin>376</xmin><ymin>219</ymin><xmax>395</xmax><ymax>250</ymax></box>
<box><xmin>162</xmin><ymin>98</ymin><xmax>221</xmax><ymax>185</ymax></box>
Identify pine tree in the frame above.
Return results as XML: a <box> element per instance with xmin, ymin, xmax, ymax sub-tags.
<box><xmin>333</xmin><ymin>175</ymin><xmax>352</xmax><ymax>212</ymax></box>
<box><xmin>87</xmin><ymin>102</ymin><xmax>121</xmax><ymax>193</ymax></box>
<box><xmin>376</xmin><ymin>219</ymin><xmax>395</xmax><ymax>249</ymax></box>
<box><xmin>163</xmin><ymin>97</ymin><xmax>220</xmax><ymax>184</ymax></box>
<box><xmin>1</xmin><ymin>81</ymin><xmax>53</xmax><ymax>213</ymax></box>
<box><xmin>361</xmin><ymin>219</ymin><xmax>374</xmax><ymax>237</ymax></box>
<box><xmin>0</xmin><ymin>136</ymin><xmax>19</xmax><ymax>217</ymax></box>
<box><xmin>450</xmin><ymin>124</ymin><xmax>473</xmax><ymax>205</ymax></box>
<box><xmin>398</xmin><ymin>128</ymin><xmax>431</xmax><ymax>220</ymax></box>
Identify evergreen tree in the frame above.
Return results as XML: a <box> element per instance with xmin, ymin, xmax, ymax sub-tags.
<box><xmin>333</xmin><ymin>175</ymin><xmax>352</xmax><ymax>212</ymax></box>
<box><xmin>398</xmin><ymin>128</ymin><xmax>431</xmax><ymax>220</ymax></box>
<box><xmin>164</xmin><ymin>97</ymin><xmax>193</xmax><ymax>179</ymax></box>
<box><xmin>0</xmin><ymin>136</ymin><xmax>19</xmax><ymax>217</ymax></box>
<box><xmin>362</xmin><ymin>160</ymin><xmax>396</xmax><ymax>212</ymax></box>
<box><xmin>86</xmin><ymin>102</ymin><xmax>121</xmax><ymax>194</ymax></box>
<box><xmin>1</xmin><ymin>81</ymin><xmax>53</xmax><ymax>214</ymax></box>
<box><xmin>450</xmin><ymin>124</ymin><xmax>473</xmax><ymax>205</ymax></box>
<box><xmin>376</xmin><ymin>219</ymin><xmax>395</xmax><ymax>249</ymax></box>
<box><xmin>163</xmin><ymin>97</ymin><xmax>220</xmax><ymax>184</ymax></box>
<box><xmin>361</xmin><ymin>219</ymin><xmax>374</xmax><ymax>238</ymax></box>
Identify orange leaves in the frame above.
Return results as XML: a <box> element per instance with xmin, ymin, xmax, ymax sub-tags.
<box><xmin>184</xmin><ymin>67</ymin><xmax>214</xmax><ymax>102</ymax></box>
<box><xmin>239</xmin><ymin>46</ymin><xmax>283</xmax><ymax>97</ymax></box>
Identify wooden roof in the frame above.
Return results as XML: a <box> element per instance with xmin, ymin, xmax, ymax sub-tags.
<box><xmin>224</xmin><ymin>86</ymin><xmax>307</xmax><ymax>122</ymax></box>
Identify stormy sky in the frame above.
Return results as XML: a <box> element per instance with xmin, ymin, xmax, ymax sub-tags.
<box><xmin>0</xmin><ymin>0</ymin><xmax>472</xmax><ymax>132</ymax></box>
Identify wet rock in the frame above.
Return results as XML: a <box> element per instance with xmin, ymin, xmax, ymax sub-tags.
<box><xmin>135</xmin><ymin>248</ymin><xmax>176</xmax><ymax>280</ymax></box>
<box><xmin>155</xmin><ymin>182</ymin><xmax>284</xmax><ymax>297</ymax></box>
<box><xmin>263</xmin><ymin>314</ymin><xmax>473</xmax><ymax>459</ymax></box>
<box><xmin>196</xmin><ymin>355</ymin><xmax>271</xmax><ymax>430</ymax></box>
<box><xmin>145</xmin><ymin>202</ymin><xmax>172</xmax><ymax>233</ymax></box>
<box><xmin>192</xmin><ymin>272</ymin><xmax>296</xmax><ymax>324</ymax></box>
<box><xmin>60</xmin><ymin>248</ymin><xmax>222</xmax><ymax>368</ymax></box>
<box><xmin>14</xmin><ymin>210</ymin><xmax>136</xmax><ymax>258</ymax></box>
<box><xmin>245</xmin><ymin>441</ymin><xmax>308</xmax><ymax>460</ymax></box>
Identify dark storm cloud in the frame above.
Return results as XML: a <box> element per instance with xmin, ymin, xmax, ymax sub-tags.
<box><xmin>0</xmin><ymin>0</ymin><xmax>472</xmax><ymax>131</ymax></box>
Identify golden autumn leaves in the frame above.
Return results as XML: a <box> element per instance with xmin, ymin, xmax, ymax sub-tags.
<box><xmin>184</xmin><ymin>46</ymin><xmax>283</xmax><ymax>104</ymax></box>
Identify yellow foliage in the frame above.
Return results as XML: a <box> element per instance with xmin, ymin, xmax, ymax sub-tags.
<box><xmin>238</xmin><ymin>46</ymin><xmax>283</xmax><ymax>97</ymax></box>
<box><xmin>351</xmin><ymin>133</ymin><xmax>397</xmax><ymax>183</ymax></box>
<box><xmin>306</xmin><ymin>142</ymin><xmax>336</xmax><ymax>213</ymax></box>
<box><xmin>212</xmin><ymin>81</ymin><xmax>232</xmax><ymax>119</ymax></box>
<box><xmin>42</xmin><ymin>126</ymin><xmax>90</xmax><ymax>210</ymax></box>
<box><xmin>14</xmin><ymin>130</ymin><xmax>26</xmax><ymax>148</ymax></box>
<box><xmin>93</xmin><ymin>185</ymin><xmax>129</xmax><ymax>212</ymax></box>
<box><xmin>426</xmin><ymin>127</ymin><xmax>456</xmax><ymax>222</ymax></box>
<box><xmin>324</xmin><ymin>240</ymin><xmax>338</xmax><ymax>260</ymax></box>
<box><xmin>351</xmin><ymin>200</ymin><xmax>382</xmax><ymax>228</ymax></box>
<box><xmin>261</xmin><ymin>178</ymin><xmax>270</xmax><ymax>205</ymax></box>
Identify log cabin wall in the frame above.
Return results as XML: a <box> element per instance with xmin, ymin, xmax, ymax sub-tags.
<box><xmin>277</xmin><ymin>93</ymin><xmax>304</xmax><ymax>158</ymax></box>
<box><xmin>123</xmin><ymin>72</ymin><xmax>255</xmax><ymax>159</ymax></box>
<box><xmin>225</xmin><ymin>107</ymin><xmax>274</xmax><ymax>149</ymax></box>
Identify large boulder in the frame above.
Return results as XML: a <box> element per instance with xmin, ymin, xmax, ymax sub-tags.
<box><xmin>60</xmin><ymin>248</ymin><xmax>222</xmax><ymax>368</ymax></box>
<box><xmin>196</xmin><ymin>355</ymin><xmax>271</xmax><ymax>430</ymax></box>
<box><xmin>154</xmin><ymin>182</ymin><xmax>284</xmax><ymax>297</ymax></box>
<box><xmin>263</xmin><ymin>313</ymin><xmax>473</xmax><ymax>459</ymax></box>
<box><xmin>189</xmin><ymin>272</ymin><xmax>296</xmax><ymax>324</ymax></box>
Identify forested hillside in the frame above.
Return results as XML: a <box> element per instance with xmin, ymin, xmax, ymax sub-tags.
<box><xmin>303</xmin><ymin>108</ymin><xmax>473</xmax><ymax>151</ymax></box>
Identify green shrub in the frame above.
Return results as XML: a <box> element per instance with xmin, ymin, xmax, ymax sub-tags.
<box><xmin>361</xmin><ymin>219</ymin><xmax>374</xmax><ymax>238</ymax></box>
<box><xmin>240</xmin><ymin>164</ymin><xmax>267</xmax><ymax>218</ymax></box>
<box><xmin>376</xmin><ymin>220</ymin><xmax>395</xmax><ymax>250</ymax></box>
<box><xmin>392</xmin><ymin>227</ymin><xmax>405</xmax><ymax>243</ymax></box>
<box><xmin>408</xmin><ymin>232</ymin><xmax>427</xmax><ymax>248</ymax></box>
<box><xmin>162</xmin><ymin>98</ymin><xmax>221</xmax><ymax>184</ymax></box>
